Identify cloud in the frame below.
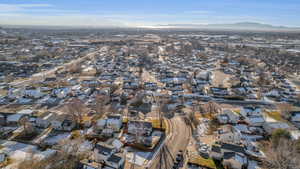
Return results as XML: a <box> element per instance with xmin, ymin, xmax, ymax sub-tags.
<box><xmin>184</xmin><ymin>10</ymin><xmax>213</xmax><ymax>14</ymax></box>
<box><xmin>17</xmin><ymin>4</ymin><xmax>53</xmax><ymax>8</ymax></box>
<box><xmin>0</xmin><ymin>13</ymin><xmax>127</xmax><ymax>27</ymax></box>
<box><xmin>0</xmin><ymin>3</ymin><xmax>52</xmax><ymax>12</ymax></box>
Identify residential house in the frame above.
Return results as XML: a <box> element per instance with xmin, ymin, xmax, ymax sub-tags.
<box><xmin>95</xmin><ymin>114</ymin><xmax>123</xmax><ymax>134</ymax></box>
<box><xmin>128</xmin><ymin>121</ymin><xmax>153</xmax><ymax>136</ymax></box>
<box><xmin>217</xmin><ymin>125</ymin><xmax>242</xmax><ymax>144</ymax></box>
<box><xmin>211</xmin><ymin>145</ymin><xmax>222</xmax><ymax>160</ymax></box>
<box><xmin>210</xmin><ymin>87</ymin><xmax>229</xmax><ymax>96</ymax></box>
<box><xmin>51</xmin><ymin>114</ymin><xmax>76</xmax><ymax>131</ymax></box>
<box><xmin>240</xmin><ymin>107</ymin><xmax>265</xmax><ymax>127</ymax></box>
<box><xmin>233</xmin><ymin>124</ymin><xmax>264</xmax><ymax>141</ymax></box>
<box><xmin>0</xmin><ymin>114</ymin><xmax>5</xmax><ymax>126</ymax></box>
<box><xmin>94</xmin><ymin>143</ymin><xmax>115</xmax><ymax>162</ymax></box>
<box><xmin>106</xmin><ymin>154</ymin><xmax>125</xmax><ymax>169</ymax></box>
<box><xmin>52</xmin><ymin>87</ymin><xmax>71</xmax><ymax>99</ymax></box>
<box><xmin>35</xmin><ymin>112</ymin><xmax>55</xmax><ymax>128</ymax></box>
<box><xmin>80</xmin><ymin>159</ymin><xmax>102</xmax><ymax>169</ymax></box>
<box><xmin>211</xmin><ymin>143</ymin><xmax>248</xmax><ymax>169</ymax></box>
<box><xmin>263</xmin><ymin>122</ymin><xmax>291</xmax><ymax>135</ymax></box>
<box><xmin>7</xmin><ymin>88</ymin><xmax>23</xmax><ymax>99</ymax></box>
<box><xmin>6</xmin><ymin>109</ymin><xmax>33</xmax><ymax>125</ymax></box>
<box><xmin>23</xmin><ymin>88</ymin><xmax>44</xmax><ymax>99</ymax></box>
<box><xmin>82</xmin><ymin>147</ymin><xmax>124</xmax><ymax>169</ymax></box>
<box><xmin>222</xmin><ymin>152</ymin><xmax>248</xmax><ymax>169</ymax></box>
<box><xmin>217</xmin><ymin>110</ymin><xmax>240</xmax><ymax>124</ymax></box>
<box><xmin>106</xmin><ymin>115</ymin><xmax>123</xmax><ymax>132</ymax></box>
<box><xmin>290</xmin><ymin>111</ymin><xmax>300</xmax><ymax>128</ymax></box>
<box><xmin>112</xmin><ymin>139</ymin><xmax>123</xmax><ymax>151</ymax></box>
<box><xmin>6</xmin><ymin>113</ymin><xmax>27</xmax><ymax>125</ymax></box>
<box><xmin>102</xmin><ymin>128</ymin><xmax>114</xmax><ymax>137</ymax></box>
<box><xmin>144</xmin><ymin>82</ymin><xmax>158</xmax><ymax>91</ymax></box>
<box><xmin>96</xmin><ymin>119</ymin><xmax>107</xmax><ymax>131</ymax></box>
<box><xmin>0</xmin><ymin>153</ymin><xmax>8</xmax><ymax>167</ymax></box>
<box><xmin>123</xmin><ymin>80</ymin><xmax>139</xmax><ymax>90</ymax></box>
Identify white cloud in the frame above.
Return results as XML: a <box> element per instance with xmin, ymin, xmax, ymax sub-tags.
<box><xmin>17</xmin><ymin>4</ymin><xmax>53</xmax><ymax>8</ymax></box>
<box><xmin>184</xmin><ymin>10</ymin><xmax>213</xmax><ymax>14</ymax></box>
<box><xmin>0</xmin><ymin>3</ymin><xmax>52</xmax><ymax>12</ymax></box>
<box><xmin>0</xmin><ymin>13</ymin><xmax>128</xmax><ymax>27</ymax></box>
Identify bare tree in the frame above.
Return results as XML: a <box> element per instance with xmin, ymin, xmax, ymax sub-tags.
<box><xmin>188</xmin><ymin>105</ymin><xmax>200</xmax><ymax>127</ymax></box>
<box><xmin>69</xmin><ymin>63</ymin><xmax>81</xmax><ymax>74</ymax></box>
<box><xmin>257</xmin><ymin>72</ymin><xmax>271</xmax><ymax>87</ymax></box>
<box><xmin>17</xmin><ymin>138</ymin><xmax>90</xmax><ymax>169</ymax></box>
<box><xmin>65</xmin><ymin>98</ymin><xmax>87</xmax><ymax>125</ymax></box>
<box><xmin>296</xmin><ymin>94</ymin><xmax>300</xmax><ymax>105</ymax></box>
<box><xmin>19</xmin><ymin>116</ymin><xmax>35</xmax><ymax>134</ymax></box>
<box><xmin>201</xmin><ymin>101</ymin><xmax>221</xmax><ymax>117</ymax></box>
<box><xmin>109</xmin><ymin>84</ymin><xmax>119</xmax><ymax>96</ymax></box>
<box><xmin>278</xmin><ymin>103</ymin><xmax>293</xmax><ymax>120</ymax></box>
<box><xmin>264</xmin><ymin>139</ymin><xmax>300</xmax><ymax>169</ymax></box>
<box><xmin>95</xmin><ymin>94</ymin><xmax>109</xmax><ymax>118</ymax></box>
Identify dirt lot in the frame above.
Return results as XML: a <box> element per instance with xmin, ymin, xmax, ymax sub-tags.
<box><xmin>212</xmin><ymin>70</ymin><xmax>232</xmax><ymax>88</ymax></box>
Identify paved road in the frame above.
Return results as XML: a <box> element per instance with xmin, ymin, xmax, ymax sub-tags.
<box><xmin>148</xmin><ymin>116</ymin><xmax>191</xmax><ymax>169</ymax></box>
<box><xmin>9</xmin><ymin>51</ymin><xmax>99</xmax><ymax>87</ymax></box>
<box><xmin>214</xmin><ymin>98</ymin><xmax>275</xmax><ymax>107</ymax></box>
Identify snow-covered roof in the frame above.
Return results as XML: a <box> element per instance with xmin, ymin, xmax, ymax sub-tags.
<box><xmin>17</xmin><ymin>109</ymin><xmax>33</xmax><ymax>115</ymax></box>
<box><xmin>248</xmin><ymin>116</ymin><xmax>265</xmax><ymax>124</ymax></box>
<box><xmin>7</xmin><ymin>114</ymin><xmax>25</xmax><ymax>122</ymax></box>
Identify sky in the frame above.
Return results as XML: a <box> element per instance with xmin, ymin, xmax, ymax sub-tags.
<box><xmin>0</xmin><ymin>0</ymin><xmax>299</xmax><ymax>27</ymax></box>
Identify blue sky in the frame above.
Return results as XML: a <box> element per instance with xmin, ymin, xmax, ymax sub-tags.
<box><xmin>0</xmin><ymin>0</ymin><xmax>299</xmax><ymax>27</ymax></box>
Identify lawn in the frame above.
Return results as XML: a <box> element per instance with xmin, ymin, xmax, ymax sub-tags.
<box><xmin>266</xmin><ymin>110</ymin><xmax>285</xmax><ymax>122</ymax></box>
<box><xmin>149</xmin><ymin>118</ymin><xmax>166</xmax><ymax>130</ymax></box>
<box><xmin>188</xmin><ymin>155</ymin><xmax>217</xmax><ymax>169</ymax></box>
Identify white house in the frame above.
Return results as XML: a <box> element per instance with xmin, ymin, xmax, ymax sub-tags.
<box><xmin>52</xmin><ymin>88</ymin><xmax>71</xmax><ymax>99</ymax></box>
<box><xmin>106</xmin><ymin>115</ymin><xmax>123</xmax><ymax>132</ymax></box>
<box><xmin>96</xmin><ymin>119</ymin><xmax>107</xmax><ymax>130</ymax></box>
<box><xmin>217</xmin><ymin>110</ymin><xmax>240</xmax><ymax>124</ymax></box>
<box><xmin>8</xmin><ymin>88</ymin><xmax>23</xmax><ymax>99</ymax></box>
<box><xmin>23</xmin><ymin>89</ymin><xmax>44</xmax><ymax>99</ymax></box>
<box><xmin>112</xmin><ymin>139</ymin><xmax>123</xmax><ymax>151</ymax></box>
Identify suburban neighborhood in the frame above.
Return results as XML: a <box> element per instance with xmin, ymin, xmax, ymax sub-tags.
<box><xmin>0</xmin><ymin>26</ymin><xmax>300</xmax><ymax>169</ymax></box>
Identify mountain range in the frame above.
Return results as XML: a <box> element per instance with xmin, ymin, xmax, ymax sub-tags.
<box><xmin>156</xmin><ymin>22</ymin><xmax>300</xmax><ymax>31</ymax></box>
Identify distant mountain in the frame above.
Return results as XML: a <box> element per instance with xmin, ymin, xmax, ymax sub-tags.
<box><xmin>156</xmin><ymin>22</ymin><xmax>300</xmax><ymax>31</ymax></box>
